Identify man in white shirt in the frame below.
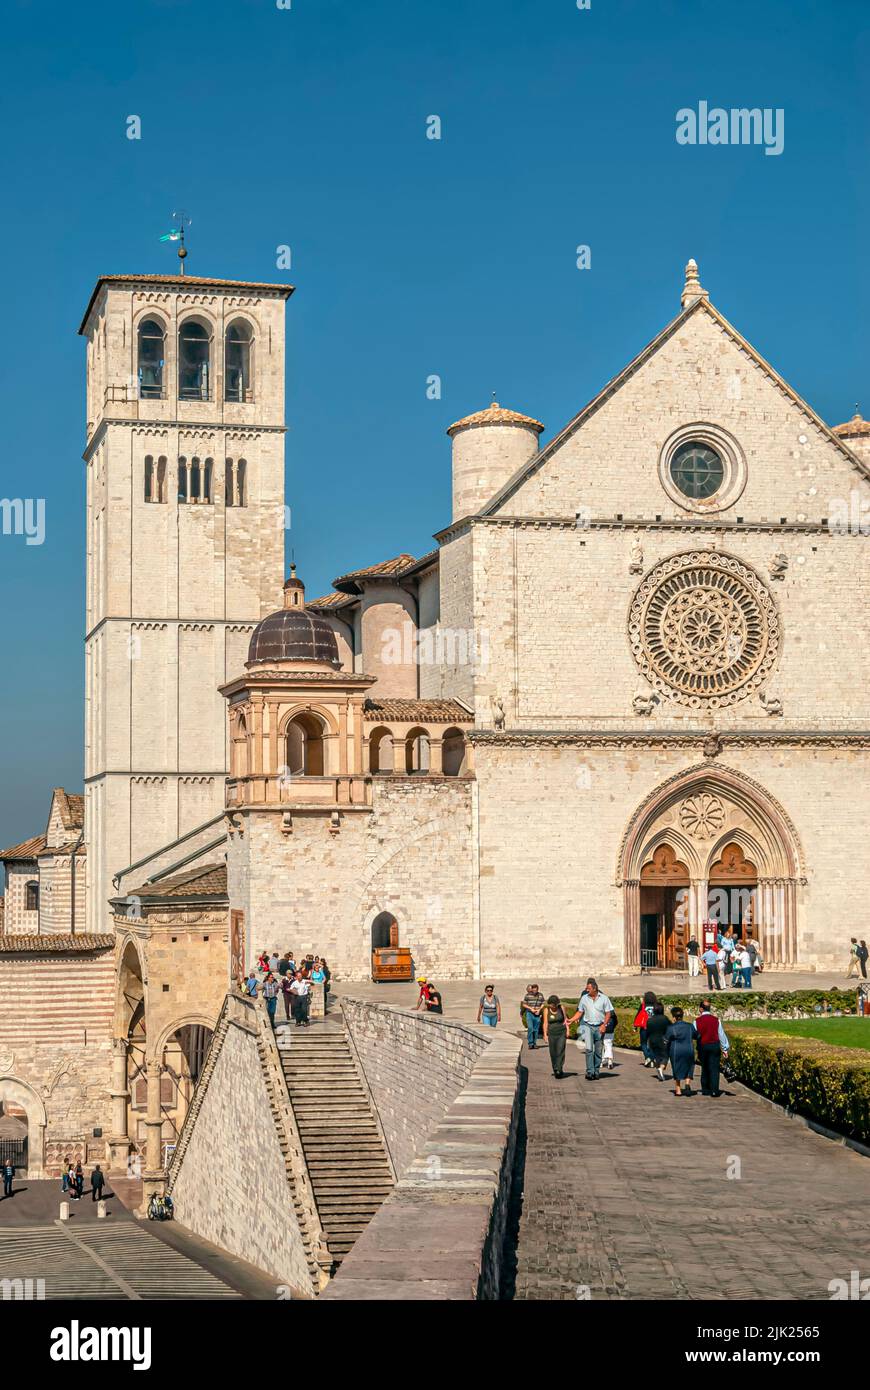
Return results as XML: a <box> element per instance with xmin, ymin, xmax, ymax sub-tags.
<box><xmin>568</xmin><ymin>978</ymin><xmax>613</xmax><ymax>1082</ymax></box>
<box><xmin>289</xmin><ymin>971</ymin><xmax>312</xmax><ymax>1027</ymax></box>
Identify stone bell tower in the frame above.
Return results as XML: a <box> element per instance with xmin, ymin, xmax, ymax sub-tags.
<box><xmin>79</xmin><ymin>271</ymin><xmax>293</xmax><ymax>930</ymax></box>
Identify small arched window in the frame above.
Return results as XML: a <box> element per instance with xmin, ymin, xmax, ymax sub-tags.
<box><xmin>286</xmin><ymin>713</ymin><xmax>326</xmax><ymax>777</ymax></box>
<box><xmin>225</xmin><ymin>460</ymin><xmax>235</xmax><ymax>507</ymax></box>
<box><xmin>156</xmin><ymin>457</ymin><xmax>167</xmax><ymax>503</ymax></box>
<box><xmin>203</xmin><ymin>459</ymin><xmax>213</xmax><ymax>503</ymax></box>
<box><xmin>138</xmin><ymin>318</ymin><xmax>165</xmax><ymax>399</ymax></box>
<box><xmin>178</xmin><ymin>319</ymin><xmax>211</xmax><ymax>401</ymax></box>
<box><xmin>237</xmin><ymin>458</ymin><xmax>247</xmax><ymax>507</ymax></box>
<box><xmin>225</xmin><ymin>321</ymin><xmax>253</xmax><ymax>402</ymax></box>
<box><xmin>368</xmin><ymin>727</ymin><xmax>394</xmax><ymax>774</ymax></box>
<box><xmin>144</xmin><ymin>455</ymin><xmax>154</xmax><ymax>503</ymax></box>
<box><xmin>25</xmin><ymin>880</ymin><xmax>39</xmax><ymax>912</ymax></box>
<box><xmin>404</xmin><ymin>727</ymin><xmax>431</xmax><ymax>774</ymax></box>
<box><xmin>190</xmin><ymin>458</ymin><xmax>201</xmax><ymax>502</ymax></box>
<box><xmin>442</xmin><ymin>727</ymin><xmax>467</xmax><ymax>777</ymax></box>
<box><xmin>178</xmin><ymin>458</ymin><xmax>188</xmax><ymax>504</ymax></box>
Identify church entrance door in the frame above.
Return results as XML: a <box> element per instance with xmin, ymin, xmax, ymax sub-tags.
<box><xmin>639</xmin><ymin>845</ymin><xmax>690</xmax><ymax>970</ymax></box>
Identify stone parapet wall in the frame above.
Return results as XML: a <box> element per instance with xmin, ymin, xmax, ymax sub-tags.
<box><xmin>167</xmin><ymin>992</ymin><xmax>326</xmax><ymax>1297</ymax></box>
<box><xmin>324</xmin><ymin>1000</ymin><xmax>521</xmax><ymax>1299</ymax></box>
<box><xmin>340</xmin><ymin>997</ymin><xmax>489</xmax><ymax>1176</ymax></box>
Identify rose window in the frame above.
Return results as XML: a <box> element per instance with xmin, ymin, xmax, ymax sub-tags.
<box><xmin>628</xmin><ymin>551</ymin><xmax>779</xmax><ymax>708</ymax></box>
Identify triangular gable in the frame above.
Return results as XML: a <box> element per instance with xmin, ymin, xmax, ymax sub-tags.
<box><xmin>481</xmin><ymin>297</ymin><xmax>869</xmax><ymax>517</ymax></box>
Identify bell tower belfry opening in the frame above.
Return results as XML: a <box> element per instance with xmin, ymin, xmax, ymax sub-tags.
<box><xmin>78</xmin><ymin>272</ymin><xmax>293</xmax><ymax>931</ymax></box>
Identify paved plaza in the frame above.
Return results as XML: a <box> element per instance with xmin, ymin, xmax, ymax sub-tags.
<box><xmin>508</xmin><ymin>1041</ymin><xmax>870</xmax><ymax>1300</ymax></box>
<box><xmin>0</xmin><ymin>1181</ymin><xmax>278</xmax><ymax>1299</ymax></box>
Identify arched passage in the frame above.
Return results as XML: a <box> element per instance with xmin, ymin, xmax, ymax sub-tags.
<box><xmin>0</xmin><ymin>1077</ymin><xmax>47</xmax><ymax>1178</ymax></box>
<box><xmin>619</xmin><ymin>764</ymin><xmax>803</xmax><ymax>968</ymax></box>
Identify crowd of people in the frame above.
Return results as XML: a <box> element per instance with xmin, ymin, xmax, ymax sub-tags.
<box><xmin>687</xmin><ymin>927</ymin><xmax>762</xmax><ymax>989</ymax></box>
<box><xmin>632</xmin><ymin>992</ymin><xmax>731</xmax><ymax>1096</ymax></box>
<box><xmin>60</xmin><ymin>1160</ymin><xmax>106</xmax><ymax>1201</ymax></box>
<box><xmin>245</xmin><ymin>949</ymin><xmax>331</xmax><ymax>1028</ymax></box>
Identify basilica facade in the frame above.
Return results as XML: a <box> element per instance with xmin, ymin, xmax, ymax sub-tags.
<box><xmin>1</xmin><ymin>256</ymin><xmax>867</xmax><ymax>1177</ymax></box>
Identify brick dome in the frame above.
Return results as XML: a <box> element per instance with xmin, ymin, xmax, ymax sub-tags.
<box><xmin>247</xmin><ymin>567</ymin><xmax>340</xmax><ymax>666</ymax></box>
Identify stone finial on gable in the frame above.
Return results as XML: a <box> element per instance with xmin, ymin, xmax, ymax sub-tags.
<box><xmin>681</xmin><ymin>257</ymin><xmax>709</xmax><ymax>308</ymax></box>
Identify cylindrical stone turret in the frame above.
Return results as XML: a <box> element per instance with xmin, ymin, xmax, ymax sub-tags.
<box><xmin>448</xmin><ymin>401</ymin><xmax>544</xmax><ymax>522</ymax></box>
<box><xmin>832</xmin><ymin>410</ymin><xmax>870</xmax><ymax>468</ymax></box>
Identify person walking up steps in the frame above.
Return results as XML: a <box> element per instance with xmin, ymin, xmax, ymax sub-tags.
<box><xmin>847</xmin><ymin>938</ymin><xmax>861</xmax><ymax>978</ymax></box>
<box><xmin>542</xmin><ymin>995</ymin><xmax>569</xmax><ymax>1078</ymax></box>
<box><xmin>477</xmin><ymin>985</ymin><xmax>501</xmax><ymax>1028</ymax></box>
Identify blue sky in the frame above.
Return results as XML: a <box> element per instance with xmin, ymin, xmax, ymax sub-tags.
<box><xmin>0</xmin><ymin>0</ymin><xmax>867</xmax><ymax>851</ymax></box>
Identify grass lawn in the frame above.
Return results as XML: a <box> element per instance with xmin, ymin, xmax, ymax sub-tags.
<box><xmin>734</xmin><ymin>1017</ymin><xmax>870</xmax><ymax>1051</ymax></box>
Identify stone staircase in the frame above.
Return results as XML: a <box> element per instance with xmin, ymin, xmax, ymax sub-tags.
<box><xmin>278</xmin><ymin>1017</ymin><xmax>394</xmax><ymax>1265</ymax></box>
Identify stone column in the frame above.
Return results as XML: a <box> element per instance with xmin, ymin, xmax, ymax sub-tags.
<box><xmin>107</xmin><ymin>1038</ymin><xmax>130</xmax><ymax>1170</ymax></box>
<box><xmin>392</xmin><ymin>734</ymin><xmax>406</xmax><ymax>775</ymax></box>
<box><xmin>144</xmin><ymin>1060</ymin><xmax>163</xmax><ymax>1173</ymax></box>
<box><xmin>250</xmin><ymin>694</ymin><xmax>264</xmax><ymax>774</ymax></box>
<box><xmin>429</xmin><ymin>738</ymin><xmax>443</xmax><ymax>775</ymax></box>
<box><xmin>623</xmin><ymin>880</ymin><xmax>640</xmax><ymax>966</ymax></box>
<box><xmin>338</xmin><ymin>704</ymin><xmax>348</xmax><ymax>775</ymax></box>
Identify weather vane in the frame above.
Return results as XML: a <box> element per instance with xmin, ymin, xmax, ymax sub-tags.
<box><xmin>159</xmin><ymin>210</ymin><xmax>191</xmax><ymax>274</ymax></box>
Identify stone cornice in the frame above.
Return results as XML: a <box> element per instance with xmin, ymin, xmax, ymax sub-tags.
<box><xmin>220</xmin><ymin>668</ymin><xmax>376</xmax><ymax>697</ymax></box>
<box><xmin>85</xmin><ymin>615</ymin><xmax>256</xmax><ymax>642</ymax></box>
<box><xmin>83</xmin><ymin>417</ymin><xmax>285</xmax><ymax>461</ymax></box>
<box><xmin>469</xmin><ymin>729</ymin><xmax>870</xmax><ymax>750</ymax></box>
<box><xmin>435</xmin><ymin>514</ymin><xmax>852</xmax><ymax>542</ymax></box>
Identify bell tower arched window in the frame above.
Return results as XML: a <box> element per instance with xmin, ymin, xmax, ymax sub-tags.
<box><xmin>178</xmin><ymin>319</ymin><xmax>211</xmax><ymax>401</ymax></box>
<box><xmin>225</xmin><ymin>321</ymin><xmax>253</xmax><ymax>402</ymax></box>
<box><xmin>138</xmin><ymin>318</ymin><xmax>165</xmax><ymax>399</ymax></box>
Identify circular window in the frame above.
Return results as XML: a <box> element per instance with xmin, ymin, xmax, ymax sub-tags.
<box><xmin>628</xmin><ymin>550</ymin><xmax>780</xmax><ymax>708</ymax></box>
<box><xmin>658</xmin><ymin>424</ymin><xmax>747</xmax><ymax>514</ymax></box>
<box><xmin>669</xmin><ymin>443</ymin><xmax>724</xmax><ymax>500</ymax></box>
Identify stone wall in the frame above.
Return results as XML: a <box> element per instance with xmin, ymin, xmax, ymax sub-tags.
<box><xmin>228</xmin><ymin>775</ymin><xmax>474</xmax><ymax>982</ymax></box>
<box><xmin>341</xmin><ymin>997</ymin><xmax>489</xmax><ymax>1176</ymax></box>
<box><xmin>324</xmin><ymin>999</ymin><xmax>522</xmax><ymax>1300</ymax></box>
<box><xmin>167</xmin><ymin>998</ymin><xmax>319</xmax><ymax>1297</ymax></box>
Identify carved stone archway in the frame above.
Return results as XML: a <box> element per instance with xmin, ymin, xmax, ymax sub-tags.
<box><xmin>619</xmin><ymin>763</ymin><xmax>804</xmax><ymax>967</ymax></box>
<box><xmin>0</xmin><ymin>1076</ymin><xmax>47</xmax><ymax>1178</ymax></box>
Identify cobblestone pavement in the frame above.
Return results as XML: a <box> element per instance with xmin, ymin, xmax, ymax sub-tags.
<box><xmin>509</xmin><ymin>1042</ymin><xmax>870</xmax><ymax>1301</ymax></box>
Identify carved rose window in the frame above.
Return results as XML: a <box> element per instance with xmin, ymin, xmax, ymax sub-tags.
<box><xmin>629</xmin><ymin>551</ymin><xmax>779</xmax><ymax>708</ymax></box>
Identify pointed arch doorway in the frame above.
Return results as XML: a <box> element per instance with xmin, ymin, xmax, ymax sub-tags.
<box><xmin>639</xmin><ymin>844</ymin><xmax>690</xmax><ymax>970</ymax></box>
<box><xmin>620</xmin><ymin>764</ymin><xmax>804</xmax><ymax>969</ymax></box>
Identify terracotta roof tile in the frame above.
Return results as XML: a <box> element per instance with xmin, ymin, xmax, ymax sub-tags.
<box><xmin>363</xmin><ymin>697</ymin><xmax>473</xmax><ymax>724</ymax></box>
<box><xmin>833</xmin><ymin>411</ymin><xmax>870</xmax><ymax>438</ymax></box>
<box><xmin>447</xmin><ymin>401</ymin><xmax>544</xmax><ymax>436</ymax></box>
<box><xmin>0</xmin><ymin>834</ymin><xmax>46</xmax><ymax>861</ymax></box>
<box><xmin>0</xmin><ymin>934</ymin><xmax>115</xmax><ymax>954</ymax></box>
<box><xmin>306</xmin><ymin>591</ymin><xmax>356</xmax><ymax>610</ymax></box>
<box><xmin>333</xmin><ymin>554</ymin><xmax>417</xmax><ymax>593</ymax></box>
<box><xmin>132</xmin><ymin>863</ymin><xmax>228</xmax><ymax>900</ymax></box>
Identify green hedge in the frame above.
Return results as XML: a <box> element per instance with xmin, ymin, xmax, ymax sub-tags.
<box><xmin>526</xmin><ymin>988</ymin><xmax>860</xmax><ymax>1044</ymax></box>
<box><xmin>727</xmin><ymin>1027</ymin><xmax>870</xmax><ymax>1144</ymax></box>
